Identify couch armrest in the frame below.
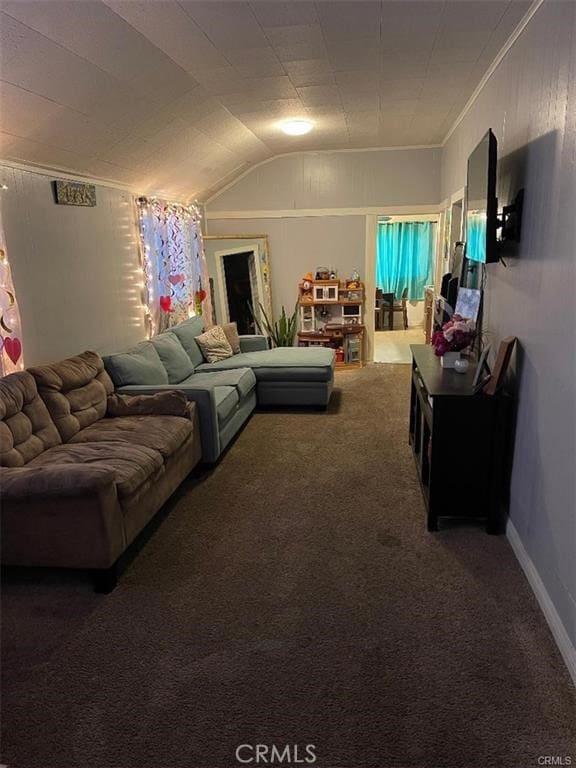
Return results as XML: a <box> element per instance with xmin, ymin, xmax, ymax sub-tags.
<box><xmin>239</xmin><ymin>334</ymin><xmax>268</xmax><ymax>353</ymax></box>
<box><xmin>117</xmin><ymin>385</ymin><xmax>219</xmax><ymax>462</ymax></box>
<box><xmin>0</xmin><ymin>465</ymin><xmax>124</xmax><ymax>569</ymax></box>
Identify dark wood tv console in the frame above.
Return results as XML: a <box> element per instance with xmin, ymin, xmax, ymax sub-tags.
<box><xmin>409</xmin><ymin>344</ymin><xmax>511</xmax><ymax>534</ymax></box>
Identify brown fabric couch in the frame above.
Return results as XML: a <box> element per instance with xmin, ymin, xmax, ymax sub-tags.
<box><xmin>0</xmin><ymin>351</ymin><xmax>201</xmax><ymax>591</ymax></box>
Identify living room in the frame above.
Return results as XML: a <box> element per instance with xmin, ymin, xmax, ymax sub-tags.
<box><xmin>0</xmin><ymin>1</ymin><xmax>575</xmax><ymax>767</ymax></box>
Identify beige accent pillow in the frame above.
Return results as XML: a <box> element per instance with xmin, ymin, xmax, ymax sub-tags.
<box><xmin>195</xmin><ymin>325</ymin><xmax>234</xmax><ymax>363</ymax></box>
<box><xmin>222</xmin><ymin>322</ymin><xmax>241</xmax><ymax>354</ymax></box>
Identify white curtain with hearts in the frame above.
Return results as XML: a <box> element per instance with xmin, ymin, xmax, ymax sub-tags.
<box><xmin>0</xmin><ymin>205</ymin><xmax>24</xmax><ymax>376</ymax></box>
<box><xmin>136</xmin><ymin>198</ymin><xmax>212</xmax><ymax>336</ymax></box>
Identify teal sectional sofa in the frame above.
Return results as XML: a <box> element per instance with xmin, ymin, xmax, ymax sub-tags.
<box><xmin>104</xmin><ymin>317</ymin><xmax>335</xmax><ymax>463</ymax></box>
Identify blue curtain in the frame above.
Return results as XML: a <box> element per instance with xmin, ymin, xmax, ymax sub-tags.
<box><xmin>376</xmin><ymin>221</ymin><xmax>435</xmax><ymax>300</ymax></box>
<box><xmin>466</xmin><ymin>212</ymin><xmax>487</xmax><ymax>263</ymax></box>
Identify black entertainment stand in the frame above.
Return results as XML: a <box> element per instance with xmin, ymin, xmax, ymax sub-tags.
<box><xmin>409</xmin><ymin>345</ymin><xmax>511</xmax><ymax>534</ymax></box>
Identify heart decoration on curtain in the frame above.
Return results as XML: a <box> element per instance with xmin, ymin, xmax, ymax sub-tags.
<box><xmin>4</xmin><ymin>336</ymin><xmax>22</xmax><ymax>364</ymax></box>
<box><xmin>159</xmin><ymin>295</ymin><xmax>172</xmax><ymax>312</ymax></box>
<box><xmin>168</xmin><ymin>274</ymin><xmax>185</xmax><ymax>286</ymax></box>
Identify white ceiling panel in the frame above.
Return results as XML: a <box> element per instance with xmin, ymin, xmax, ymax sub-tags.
<box><xmin>225</xmin><ymin>47</ymin><xmax>286</xmax><ymax>78</ymax></box>
<box><xmin>0</xmin><ymin>0</ymin><xmax>532</xmax><ymax>200</ymax></box>
<box><xmin>297</xmin><ymin>85</ymin><xmax>342</xmax><ymax>107</ymax></box>
<box><xmin>264</xmin><ymin>23</ymin><xmax>324</xmax><ymax>49</ymax></box>
<box><xmin>102</xmin><ymin>0</ymin><xmax>227</xmax><ymax>73</ymax></box>
<box><xmin>179</xmin><ymin>1</ymin><xmax>268</xmax><ymax>50</ymax></box>
<box><xmin>0</xmin><ymin>81</ymin><xmax>64</xmax><ymax>139</ymax></box>
<box><xmin>282</xmin><ymin>59</ymin><xmax>335</xmax><ymax>88</ymax></box>
<box><xmin>317</xmin><ymin>2</ymin><xmax>382</xmax><ymax>43</ymax></box>
<box><xmin>250</xmin><ymin>2</ymin><xmax>318</xmax><ymax>28</ymax></box>
<box><xmin>1</xmin><ymin>1</ymin><xmax>168</xmax><ymax>82</ymax></box>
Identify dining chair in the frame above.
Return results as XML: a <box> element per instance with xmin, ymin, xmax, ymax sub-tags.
<box><xmin>374</xmin><ymin>288</ymin><xmax>385</xmax><ymax>330</ymax></box>
<box><xmin>382</xmin><ymin>287</ymin><xmax>409</xmax><ymax>330</ymax></box>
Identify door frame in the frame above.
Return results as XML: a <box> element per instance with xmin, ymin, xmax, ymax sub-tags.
<box><xmin>364</xmin><ymin>213</ymin><xmax>440</xmax><ymax>362</ymax></box>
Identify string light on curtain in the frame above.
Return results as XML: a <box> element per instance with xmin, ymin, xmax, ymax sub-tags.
<box><xmin>135</xmin><ymin>196</ymin><xmax>212</xmax><ymax>337</ymax></box>
<box><xmin>0</xmin><ymin>198</ymin><xmax>24</xmax><ymax>376</ymax></box>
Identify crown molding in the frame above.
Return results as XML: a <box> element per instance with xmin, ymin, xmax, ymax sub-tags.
<box><xmin>206</xmin><ymin>205</ymin><xmax>440</xmax><ymax>220</ymax></box>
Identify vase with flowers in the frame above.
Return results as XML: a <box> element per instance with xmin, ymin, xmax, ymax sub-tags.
<box><xmin>432</xmin><ymin>315</ymin><xmax>476</xmax><ymax>368</ymax></box>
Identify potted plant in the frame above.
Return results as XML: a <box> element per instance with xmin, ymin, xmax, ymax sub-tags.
<box><xmin>249</xmin><ymin>302</ymin><xmax>297</xmax><ymax>348</ymax></box>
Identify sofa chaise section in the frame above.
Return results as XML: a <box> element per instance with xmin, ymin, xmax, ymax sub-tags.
<box><xmin>196</xmin><ymin>344</ymin><xmax>335</xmax><ymax>407</ymax></box>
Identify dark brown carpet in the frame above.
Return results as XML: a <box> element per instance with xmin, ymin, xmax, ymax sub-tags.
<box><xmin>2</xmin><ymin>365</ymin><xmax>574</xmax><ymax>768</ymax></box>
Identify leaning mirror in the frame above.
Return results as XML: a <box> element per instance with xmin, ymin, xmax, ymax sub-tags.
<box><xmin>203</xmin><ymin>235</ymin><xmax>273</xmax><ymax>333</ymax></box>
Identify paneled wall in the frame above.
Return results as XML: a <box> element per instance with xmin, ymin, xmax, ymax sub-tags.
<box><xmin>442</xmin><ymin>0</ymin><xmax>576</xmax><ymax>659</ymax></box>
<box><xmin>208</xmin><ymin>147</ymin><xmax>441</xmax><ymax>212</ymax></box>
<box><xmin>0</xmin><ymin>166</ymin><xmax>145</xmax><ymax>365</ymax></box>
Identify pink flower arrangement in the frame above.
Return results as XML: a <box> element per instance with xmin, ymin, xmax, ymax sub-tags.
<box><xmin>432</xmin><ymin>314</ymin><xmax>476</xmax><ymax>356</ymax></box>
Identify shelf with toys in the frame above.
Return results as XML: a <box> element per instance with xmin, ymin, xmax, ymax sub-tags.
<box><xmin>297</xmin><ymin>268</ymin><xmax>365</xmax><ymax>368</ymax></box>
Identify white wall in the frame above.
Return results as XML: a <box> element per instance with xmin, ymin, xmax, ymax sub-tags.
<box><xmin>442</xmin><ymin>0</ymin><xmax>576</xmax><ymax>658</ymax></box>
<box><xmin>0</xmin><ymin>165</ymin><xmax>145</xmax><ymax>365</ymax></box>
<box><xmin>209</xmin><ymin>147</ymin><xmax>441</xmax><ymax>212</ymax></box>
<box><xmin>207</xmin><ymin>216</ymin><xmax>366</xmax><ymax>318</ymax></box>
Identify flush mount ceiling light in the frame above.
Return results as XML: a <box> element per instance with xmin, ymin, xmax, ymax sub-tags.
<box><xmin>279</xmin><ymin>119</ymin><xmax>314</xmax><ymax>136</ymax></box>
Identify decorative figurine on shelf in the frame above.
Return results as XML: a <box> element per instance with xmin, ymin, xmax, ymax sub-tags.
<box><xmin>300</xmin><ymin>272</ymin><xmax>314</xmax><ymax>302</ymax></box>
<box><xmin>329</xmin><ymin>267</ymin><xmax>337</xmax><ymax>279</ymax></box>
<box><xmin>315</xmin><ymin>266</ymin><xmax>330</xmax><ymax>280</ymax></box>
<box><xmin>302</xmin><ymin>272</ymin><xmax>314</xmax><ymax>289</ymax></box>
<box><xmin>345</xmin><ymin>268</ymin><xmax>361</xmax><ymax>289</ymax></box>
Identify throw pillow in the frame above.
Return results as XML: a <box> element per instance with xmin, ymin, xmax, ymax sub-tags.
<box><xmin>169</xmin><ymin>317</ymin><xmax>205</xmax><ymax>368</ymax></box>
<box><xmin>150</xmin><ymin>333</ymin><xmax>195</xmax><ymax>383</ymax></box>
<box><xmin>221</xmin><ymin>322</ymin><xmax>241</xmax><ymax>354</ymax></box>
<box><xmin>106</xmin><ymin>391</ymin><xmax>189</xmax><ymax>418</ymax></box>
<box><xmin>103</xmin><ymin>343</ymin><xmax>169</xmax><ymax>388</ymax></box>
<box><xmin>195</xmin><ymin>325</ymin><xmax>234</xmax><ymax>363</ymax></box>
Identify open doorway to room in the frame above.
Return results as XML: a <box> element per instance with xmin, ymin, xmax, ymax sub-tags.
<box><xmin>222</xmin><ymin>251</ymin><xmax>254</xmax><ymax>334</ymax></box>
<box><xmin>373</xmin><ymin>217</ymin><xmax>437</xmax><ymax>364</ymax></box>
<box><xmin>211</xmin><ymin>244</ymin><xmax>267</xmax><ymax>335</ymax></box>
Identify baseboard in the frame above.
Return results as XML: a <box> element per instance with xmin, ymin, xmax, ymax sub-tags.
<box><xmin>506</xmin><ymin>519</ymin><xmax>576</xmax><ymax>686</ymax></box>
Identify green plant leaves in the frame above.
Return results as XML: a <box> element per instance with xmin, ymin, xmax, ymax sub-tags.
<box><xmin>248</xmin><ymin>302</ymin><xmax>297</xmax><ymax>347</ymax></box>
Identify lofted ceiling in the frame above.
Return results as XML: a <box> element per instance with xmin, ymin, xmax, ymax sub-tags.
<box><xmin>0</xmin><ymin>0</ymin><xmax>531</xmax><ymax>201</ymax></box>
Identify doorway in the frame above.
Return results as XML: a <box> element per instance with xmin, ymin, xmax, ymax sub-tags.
<box><xmin>373</xmin><ymin>218</ymin><xmax>437</xmax><ymax>364</ymax></box>
<box><xmin>222</xmin><ymin>251</ymin><xmax>254</xmax><ymax>334</ymax></box>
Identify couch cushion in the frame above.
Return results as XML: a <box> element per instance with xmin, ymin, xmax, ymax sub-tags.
<box><xmin>104</xmin><ymin>342</ymin><xmax>169</xmax><ymax>388</ymax></box>
<box><xmin>195</xmin><ymin>325</ymin><xmax>234</xmax><ymax>363</ymax></box>
<box><xmin>222</xmin><ymin>322</ymin><xmax>241</xmax><ymax>354</ymax></box>
<box><xmin>196</xmin><ymin>347</ymin><xmax>335</xmax><ymax>382</ymax></box>
<box><xmin>69</xmin><ymin>413</ymin><xmax>193</xmax><ymax>459</ymax></box>
<box><xmin>106</xmin><ymin>391</ymin><xmax>189</xmax><ymax>418</ymax></box>
<box><xmin>169</xmin><ymin>317</ymin><xmax>205</xmax><ymax>368</ymax></box>
<box><xmin>27</xmin><ymin>440</ymin><xmax>163</xmax><ymax>498</ymax></box>
<box><xmin>214</xmin><ymin>386</ymin><xmax>239</xmax><ymax>425</ymax></box>
<box><xmin>29</xmin><ymin>351</ymin><xmax>114</xmax><ymax>443</ymax></box>
<box><xmin>0</xmin><ymin>371</ymin><xmax>62</xmax><ymax>467</ymax></box>
<box><xmin>150</xmin><ymin>333</ymin><xmax>195</xmax><ymax>383</ymax></box>
<box><xmin>178</xmin><ymin>368</ymin><xmax>256</xmax><ymax>399</ymax></box>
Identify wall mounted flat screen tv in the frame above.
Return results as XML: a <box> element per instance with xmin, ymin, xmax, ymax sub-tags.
<box><xmin>465</xmin><ymin>129</ymin><xmax>498</xmax><ymax>263</ymax></box>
